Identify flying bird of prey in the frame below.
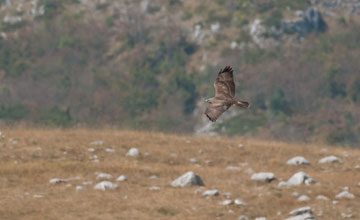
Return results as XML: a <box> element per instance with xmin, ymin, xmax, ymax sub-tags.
<box><xmin>205</xmin><ymin>66</ymin><xmax>250</xmax><ymax>122</ymax></box>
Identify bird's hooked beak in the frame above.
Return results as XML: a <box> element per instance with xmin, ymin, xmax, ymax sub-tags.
<box><xmin>205</xmin><ymin>99</ymin><xmax>210</xmax><ymax>103</ymax></box>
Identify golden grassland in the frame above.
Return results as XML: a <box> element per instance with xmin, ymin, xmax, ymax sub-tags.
<box><xmin>0</xmin><ymin>129</ymin><xmax>359</xmax><ymax>220</ymax></box>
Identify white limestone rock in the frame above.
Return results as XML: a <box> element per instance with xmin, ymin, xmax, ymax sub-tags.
<box><xmin>287</xmin><ymin>156</ymin><xmax>310</xmax><ymax>165</ymax></box>
<box><xmin>219</xmin><ymin>200</ymin><xmax>233</xmax><ymax>205</ymax></box>
<box><xmin>202</xmin><ymin>189</ymin><xmax>219</xmax><ymax>197</ymax></box>
<box><xmin>255</xmin><ymin>217</ymin><xmax>267</xmax><ymax>220</ymax></box>
<box><xmin>126</xmin><ymin>148</ymin><xmax>140</xmax><ymax>157</ymax></box>
<box><xmin>49</xmin><ymin>178</ymin><xmax>69</xmax><ymax>184</ymax></box>
<box><xmin>290</xmin><ymin>206</ymin><xmax>313</xmax><ymax>215</ymax></box>
<box><xmin>318</xmin><ymin>156</ymin><xmax>342</xmax><ymax>164</ymax></box>
<box><xmin>116</xmin><ymin>175</ymin><xmax>127</xmax><ymax>182</ymax></box>
<box><xmin>94</xmin><ymin>181</ymin><xmax>118</xmax><ymax>190</ymax></box>
<box><xmin>171</xmin><ymin>171</ymin><xmax>204</xmax><ymax>187</ymax></box>
<box><xmin>238</xmin><ymin>216</ymin><xmax>248</xmax><ymax>220</ymax></box>
<box><xmin>287</xmin><ymin>172</ymin><xmax>315</xmax><ymax>186</ymax></box>
<box><xmin>316</xmin><ymin>195</ymin><xmax>329</xmax><ymax>200</ymax></box>
<box><xmin>251</xmin><ymin>172</ymin><xmax>276</xmax><ymax>182</ymax></box>
<box><xmin>76</xmin><ymin>185</ymin><xmax>84</xmax><ymax>191</ymax></box>
<box><xmin>226</xmin><ymin>165</ymin><xmax>241</xmax><ymax>171</ymax></box>
<box><xmin>298</xmin><ymin>195</ymin><xmax>311</xmax><ymax>201</ymax></box>
<box><xmin>335</xmin><ymin>191</ymin><xmax>355</xmax><ymax>199</ymax></box>
<box><xmin>234</xmin><ymin>199</ymin><xmax>247</xmax><ymax>206</ymax></box>
<box><xmin>96</xmin><ymin>173</ymin><xmax>113</xmax><ymax>180</ymax></box>
<box><xmin>285</xmin><ymin>213</ymin><xmax>317</xmax><ymax>220</ymax></box>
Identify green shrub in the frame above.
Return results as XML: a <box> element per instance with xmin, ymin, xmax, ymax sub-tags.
<box><xmin>105</xmin><ymin>16</ymin><xmax>115</xmax><ymax>27</ymax></box>
<box><xmin>58</xmin><ymin>36</ymin><xmax>74</xmax><ymax>49</ymax></box>
<box><xmin>269</xmin><ymin>87</ymin><xmax>291</xmax><ymax>115</ymax></box>
<box><xmin>43</xmin><ymin>106</ymin><xmax>72</xmax><ymax>126</ymax></box>
<box><xmin>0</xmin><ymin>104</ymin><xmax>29</xmax><ymax>120</ymax></box>
<box><xmin>349</xmin><ymin>79</ymin><xmax>360</xmax><ymax>102</ymax></box>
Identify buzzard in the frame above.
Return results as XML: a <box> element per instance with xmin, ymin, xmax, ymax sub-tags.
<box><xmin>205</xmin><ymin>66</ymin><xmax>250</xmax><ymax>122</ymax></box>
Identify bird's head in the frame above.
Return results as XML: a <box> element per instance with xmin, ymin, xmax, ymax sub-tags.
<box><xmin>205</xmin><ymin>99</ymin><xmax>211</xmax><ymax>103</ymax></box>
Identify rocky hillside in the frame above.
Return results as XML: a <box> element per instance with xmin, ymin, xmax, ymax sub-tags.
<box><xmin>1</xmin><ymin>0</ymin><xmax>360</xmax><ymax>146</ymax></box>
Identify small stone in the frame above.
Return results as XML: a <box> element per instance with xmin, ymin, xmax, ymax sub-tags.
<box><xmin>335</xmin><ymin>191</ymin><xmax>355</xmax><ymax>199</ymax></box>
<box><xmin>94</xmin><ymin>181</ymin><xmax>118</xmax><ymax>190</ymax></box>
<box><xmin>194</xmin><ymin>187</ymin><xmax>204</xmax><ymax>194</ymax></box>
<box><xmin>234</xmin><ymin>199</ymin><xmax>247</xmax><ymax>206</ymax></box>
<box><xmin>292</xmin><ymin>192</ymin><xmax>300</xmax><ymax>197</ymax></box>
<box><xmin>189</xmin><ymin>158</ymin><xmax>197</xmax><ymax>163</ymax></box>
<box><xmin>76</xmin><ymin>186</ymin><xmax>84</xmax><ymax>191</ymax></box>
<box><xmin>149</xmin><ymin>186</ymin><xmax>160</xmax><ymax>191</ymax></box>
<box><xmin>226</xmin><ymin>165</ymin><xmax>241</xmax><ymax>171</ymax></box>
<box><xmin>341</xmin><ymin>213</ymin><xmax>353</xmax><ymax>218</ymax></box>
<box><xmin>318</xmin><ymin>156</ymin><xmax>342</xmax><ymax>164</ymax></box>
<box><xmin>33</xmin><ymin>194</ymin><xmax>44</xmax><ymax>198</ymax></box>
<box><xmin>255</xmin><ymin>217</ymin><xmax>267</xmax><ymax>220</ymax></box>
<box><xmin>251</xmin><ymin>172</ymin><xmax>276</xmax><ymax>182</ymax></box>
<box><xmin>96</xmin><ymin>173</ymin><xmax>113</xmax><ymax>180</ymax></box>
<box><xmin>105</xmin><ymin>148</ymin><xmax>115</xmax><ymax>152</ymax></box>
<box><xmin>219</xmin><ymin>200</ymin><xmax>233</xmax><ymax>205</ymax></box>
<box><xmin>245</xmin><ymin>168</ymin><xmax>254</xmax><ymax>174</ymax></box>
<box><xmin>287</xmin><ymin>156</ymin><xmax>310</xmax><ymax>165</ymax></box>
<box><xmin>90</xmin><ymin>141</ymin><xmax>103</xmax><ymax>145</ymax></box>
<box><xmin>290</xmin><ymin>206</ymin><xmax>313</xmax><ymax>215</ymax></box>
<box><xmin>238</xmin><ymin>216</ymin><xmax>248</xmax><ymax>220</ymax></box>
<box><xmin>149</xmin><ymin>175</ymin><xmax>158</xmax><ymax>179</ymax></box>
<box><xmin>116</xmin><ymin>175</ymin><xmax>127</xmax><ymax>182</ymax></box>
<box><xmin>285</xmin><ymin>213</ymin><xmax>317</xmax><ymax>220</ymax></box>
<box><xmin>332</xmin><ymin>200</ymin><xmax>339</xmax><ymax>204</ymax></box>
<box><xmin>298</xmin><ymin>195</ymin><xmax>311</xmax><ymax>201</ymax></box>
<box><xmin>202</xmin><ymin>189</ymin><xmax>219</xmax><ymax>197</ymax></box>
<box><xmin>316</xmin><ymin>195</ymin><xmax>329</xmax><ymax>200</ymax></box>
<box><xmin>171</xmin><ymin>171</ymin><xmax>205</xmax><ymax>187</ymax></box>
<box><xmin>88</xmin><ymin>148</ymin><xmax>96</xmax><ymax>152</ymax></box>
<box><xmin>126</xmin><ymin>148</ymin><xmax>140</xmax><ymax>157</ymax></box>
<box><xmin>49</xmin><ymin>178</ymin><xmax>69</xmax><ymax>184</ymax></box>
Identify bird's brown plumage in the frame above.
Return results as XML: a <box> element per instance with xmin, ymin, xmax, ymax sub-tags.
<box><xmin>205</xmin><ymin>66</ymin><xmax>250</xmax><ymax>122</ymax></box>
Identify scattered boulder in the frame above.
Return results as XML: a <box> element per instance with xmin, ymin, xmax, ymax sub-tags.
<box><xmin>149</xmin><ymin>186</ymin><xmax>160</xmax><ymax>191</ymax></box>
<box><xmin>287</xmin><ymin>156</ymin><xmax>310</xmax><ymax>165</ymax></box>
<box><xmin>287</xmin><ymin>207</ymin><xmax>317</xmax><ymax>220</ymax></box>
<box><xmin>116</xmin><ymin>175</ymin><xmax>127</xmax><ymax>182</ymax></box>
<box><xmin>234</xmin><ymin>199</ymin><xmax>247</xmax><ymax>206</ymax></box>
<box><xmin>226</xmin><ymin>165</ymin><xmax>241</xmax><ymax>171</ymax></box>
<box><xmin>251</xmin><ymin>172</ymin><xmax>276</xmax><ymax>182</ymax></box>
<box><xmin>218</xmin><ymin>200</ymin><xmax>233</xmax><ymax>205</ymax></box>
<box><xmin>316</xmin><ymin>195</ymin><xmax>329</xmax><ymax>200</ymax></box>
<box><xmin>88</xmin><ymin>148</ymin><xmax>96</xmax><ymax>152</ymax></box>
<box><xmin>202</xmin><ymin>189</ymin><xmax>219</xmax><ymax>197</ymax></box>
<box><xmin>90</xmin><ymin>141</ymin><xmax>103</xmax><ymax>145</ymax></box>
<box><xmin>126</xmin><ymin>148</ymin><xmax>140</xmax><ymax>157</ymax></box>
<box><xmin>171</xmin><ymin>171</ymin><xmax>205</xmax><ymax>187</ymax></box>
<box><xmin>286</xmin><ymin>172</ymin><xmax>316</xmax><ymax>186</ymax></box>
<box><xmin>96</xmin><ymin>173</ymin><xmax>113</xmax><ymax>180</ymax></box>
<box><xmin>335</xmin><ymin>191</ymin><xmax>355</xmax><ymax>199</ymax></box>
<box><xmin>105</xmin><ymin>148</ymin><xmax>115</xmax><ymax>152</ymax></box>
<box><xmin>238</xmin><ymin>216</ymin><xmax>248</xmax><ymax>220</ymax></box>
<box><xmin>255</xmin><ymin>217</ymin><xmax>267</xmax><ymax>220</ymax></box>
<box><xmin>49</xmin><ymin>178</ymin><xmax>69</xmax><ymax>184</ymax></box>
<box><xmin>285</xmin><ymin>213</ymin><xmax>317</xmax><ymax>220</ymax></box>
<box><xmin>290</xmin><ymin>206</ymin><xmax>313</xmax><ymax>215</ymax></box>
<box><xmin>318</xmin><ymin>156</ymin><xmax>342</xmax><ymax>164</ymax></box>
<box><xmin>76</xmin><ymin>185</ymin><xmax>84</xmax><ymax>191</ymax></box>
<box><xmin>298</xmin><ymin>195</ymin><xmax>311</xmax><ymax>202</ymax></box>
<box><xmin>94</xmin><ymin>181</ymin><xmax>118</xmax><ymax>190</ymax></box>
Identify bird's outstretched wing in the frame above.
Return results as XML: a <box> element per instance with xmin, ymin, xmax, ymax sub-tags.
<box><xmin>214</xmin><ymin>66</ymin><xmax>235</xmax><ymax>99</ymax></box>
<box><xmin>205</xmin><ymin>104</ymin><xmax>231</xmax><ymax>122</ymax></box>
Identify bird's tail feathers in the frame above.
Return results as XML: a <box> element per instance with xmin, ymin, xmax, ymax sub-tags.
<box><xmin>234</xmin><ymin>100</ymin><xmax>250</xmax><ymax>108</ymax></box>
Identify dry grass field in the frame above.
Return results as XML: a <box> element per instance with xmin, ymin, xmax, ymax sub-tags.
<box><xmin>0</xmin><ymin>129</ymin><xmax>359</xmax><ymax>220</ymax></box>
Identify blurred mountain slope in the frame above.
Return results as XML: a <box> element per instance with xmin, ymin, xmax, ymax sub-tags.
<box><xmin>1</xmin><ymin>0</ymin><xmax>360</xmax><ymax>146</ymax></box>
